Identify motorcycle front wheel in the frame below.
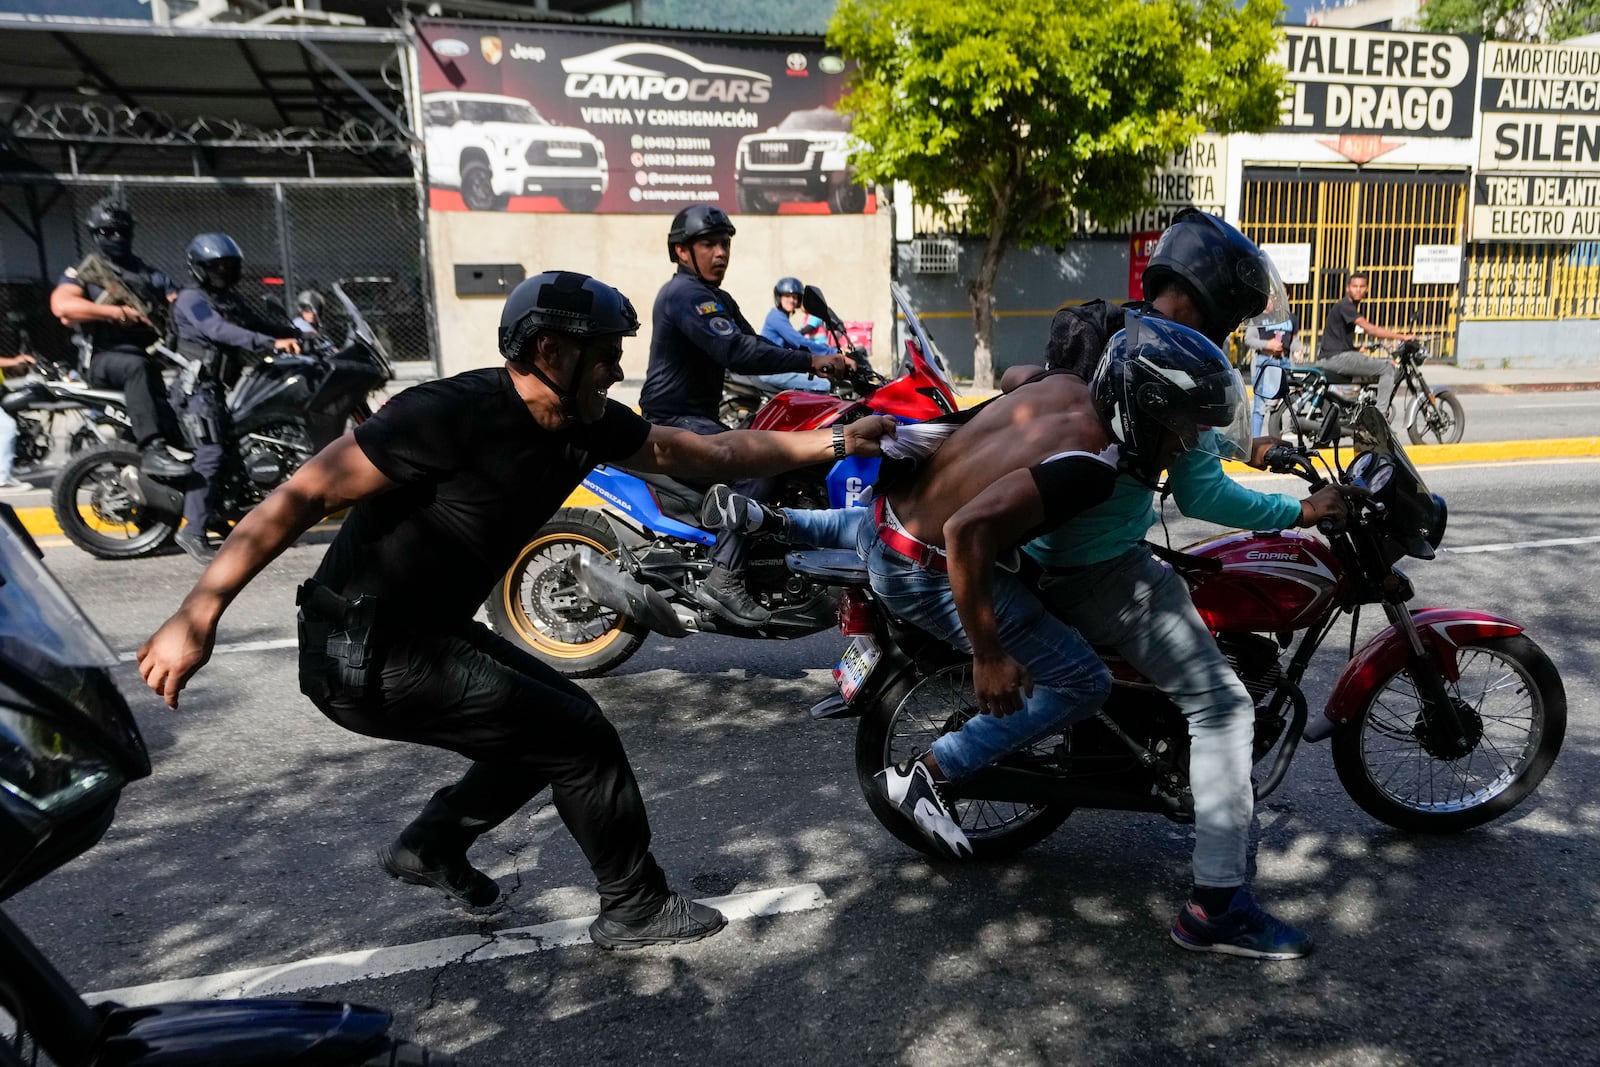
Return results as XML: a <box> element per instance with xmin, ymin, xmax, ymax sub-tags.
<box><xmin>486</xmin><ymin>507</ymin><xmax>647</xmax><ymax>678</ymax></box>
<box><xmin>51</xmin><ymin>447</ymin><xmax>177</xmax><ymax>559</ymax></box>
<box><xmin>1331</xmin><ymin>635</ymin><xmax>1565</xmax><ymax>833</ymax></box>
<box><xmin>855</xmin><ymin>661</ymin><xmax>1073</xmax><ymax>860</ymax></box>
<box><xmin>1407</xmin><ymin>390</ymin><xmax>1465</xmax><ymax>445</ymax></box>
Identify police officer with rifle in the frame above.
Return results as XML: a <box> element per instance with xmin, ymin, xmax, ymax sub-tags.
<box><xmin>49</xmin><ymin>193</ymin><xmax>190</xmax><ymax>477</ymax></box>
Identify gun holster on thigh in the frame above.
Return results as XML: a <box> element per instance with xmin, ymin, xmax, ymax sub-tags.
<box><xmin>296</xmin><ymin>579</ymin><xmax>384</xmax><ymax>700</ymax></box>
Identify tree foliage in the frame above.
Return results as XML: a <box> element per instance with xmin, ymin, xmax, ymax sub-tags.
<box><xmin>828</xmin><ymin>0</ymin><xmax>1284</xmax><ymax>385</ymax></box>
<box><xmin>1419</xmin><ymin>0</ymin><xmax>1600</xmax><ymax>41</ymax></box>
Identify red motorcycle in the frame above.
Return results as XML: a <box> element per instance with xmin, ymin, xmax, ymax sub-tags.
<box><xmin>794</xmin><ymin>403</ymin><xmax>1565</xmax><ymax>857</ymax></box>
<box><xmin>484</xmin><ymin>283</ymin><xmax>960</xmax><ymax>676</ymax></box>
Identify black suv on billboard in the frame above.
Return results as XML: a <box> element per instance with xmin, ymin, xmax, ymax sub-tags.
<box><xmin>734</xmin><ymin>107</ymin><xmax>867</xmax><ymax>214</ymax></box>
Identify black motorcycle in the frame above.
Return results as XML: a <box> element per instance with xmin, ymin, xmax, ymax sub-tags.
<box><xmin>0</xmin><ymin>354</ymin><xmax>134</xmax><ymax>471</ymax></box>
<box><xmin>0</xmin><ymin>504</ymin><xmax>453</xmax><ymax>1065</ymax></box>
<box><xmin>1265</xmin><ymin>338</ymin><xmax>1464</xmax><ymax>446</ymax></box>
<box><xmin>50</xmin><ymin>285</ymin><xmax>392</xmax><ymax>560</ymax></box>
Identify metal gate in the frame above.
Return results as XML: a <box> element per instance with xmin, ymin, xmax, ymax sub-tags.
<box><xmin>0</xmin><ymin>176</ymin><xmax>434</xmax><ymax>369</ymax></box>
<box><xmin>1239</xmin><ymin>168</ymin><xmax>1467</xmax><ymax>360</ymax></box>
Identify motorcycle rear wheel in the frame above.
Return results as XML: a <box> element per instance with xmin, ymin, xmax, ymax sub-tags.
<box><xmin>855</xmin><ymin>661</ymin><xmax>1073</xmax><ymax>861</ymax></box>
<box><xmin>1331</xmin><ymin>635</ymin><xmax>1565</xmax><ymax>833</ymax></box>
<box><xmin>486</xmin><ymin>507</ymin><xmax>647</xmax><ymax>678</ymax></box>
<box><xmin>51</xmin><ymin>447</ymin><xmax>177</xmax><ymax>559</ymax></box>
<box><xmin>1407</xmin><ymin>390</ymin><xmax>1465</xmax><ymax>445</ymax></box>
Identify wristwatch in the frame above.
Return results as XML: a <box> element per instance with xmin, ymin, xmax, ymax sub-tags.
<box><xmin>831</xmin><ymin>424</ymin><xmax>847</xmax><ymax>459</ymax></box>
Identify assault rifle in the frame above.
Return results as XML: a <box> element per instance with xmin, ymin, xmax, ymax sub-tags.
<box><xmin>70</xmin><ymin>252</ymin><xmax>170</xmax><ymax>342</ymax></box>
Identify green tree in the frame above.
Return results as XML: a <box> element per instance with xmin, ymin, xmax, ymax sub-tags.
<box><xmin>1420</xmin><ymin>0</ymin><xmax>1600</xmax><ymax>40</ymax></box>
<box><xmin>829</xmin><ymin>0</ymin><xmax>1284</xmax><ymax>386</ymax></box>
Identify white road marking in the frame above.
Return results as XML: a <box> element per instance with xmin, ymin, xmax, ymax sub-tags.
<box><xmin>84</xmin><ymin>882</ymin><xmax>829</xmax><ymax>1008</ymax></box>
<box><xmin>1442</xmin><ymin>535</ymin><xmax>1600</xmax><ymax>554</ymax></box>
<box><xmin>117</xmin><ymin>637</ymin><xmax>298</xmax><ymax>663</ymax></box>
<box><xmin>1506</xmin><ymin>401</ymin><xmax>1600</xmax><ymax>409</ymax></box>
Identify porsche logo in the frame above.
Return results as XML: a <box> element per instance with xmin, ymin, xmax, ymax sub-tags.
<box><xmin>481</xmin><ymin>36</ymin><xmax>503</xmax><ymax>65</ymax></box>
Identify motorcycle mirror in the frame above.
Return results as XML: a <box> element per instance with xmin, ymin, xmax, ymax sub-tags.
<box><xmin>1254</xmin><ymin>363</ymin><xmax>1285</xmax><ymax>401</ymax></box>
<box><xmin>264</xmin><ymin>296</ymin><xmax>288</xmax><ymax>322</ymax></box>
<box><xmin>801</xmin><ymin>285</ymin><xmax>846</xmax><ymax>334</ymax></box>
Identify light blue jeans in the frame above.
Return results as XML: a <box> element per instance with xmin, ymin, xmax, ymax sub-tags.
<box><xmin>757</xmin><ymin>371</ymin><xmax>831</xmax><ymax>393</ymax></box>
<box><xmin>0</xmin><ymin>409</ymin><xmax>17</xmax><ymax>482</ymax></box>
<box><xmin>785</xmin><ymin>506</ymin><xmax>1112</xmax><ymax>781</ymax></box>
<box><xmin>1035</xmin><ymin>548</ymin><xmax>1256</xmax><ymax>887</ymax></box>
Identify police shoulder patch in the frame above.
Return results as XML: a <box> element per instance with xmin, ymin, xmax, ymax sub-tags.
<box><xmin>707</xmin><ymin>316</ymin><xmax>737</xmax><ymax>337</ymax></box>
<box><xmin>695</xmin><ymin>301</ymin><xmax>725</xmax><ymax>316</ymax></box>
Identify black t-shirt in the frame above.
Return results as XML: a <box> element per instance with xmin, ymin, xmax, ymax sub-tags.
<box><xmin>311</xmin><ymin>367</ymin><xmax>651</xmax><ymax>626</ymax></box>
<box><xmin>1318</xmin><ymin>296</ymin><xmax>1361</xmax><ymax>357</ymax></box>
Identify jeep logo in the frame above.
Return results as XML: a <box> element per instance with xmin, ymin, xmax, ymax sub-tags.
<box><xmin>510</xmin><ymin>43</ymin><xmax>546</xmax><ymax>62</ymax></box>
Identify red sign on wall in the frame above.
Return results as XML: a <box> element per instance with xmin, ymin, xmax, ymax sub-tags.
<box><xmin>1129</xmin><ymin>230</ymin><xmax>1162</xmax><ymax>300</ymax></box>
<box><xmin>417</xmin><ymin>20</ymin><xmax>874</xmax><ymax>217</ymax></box>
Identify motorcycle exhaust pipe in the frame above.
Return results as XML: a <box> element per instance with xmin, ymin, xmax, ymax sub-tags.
<box><xmin>570</xmin><ymin>547</ymin><xmax>693</xmax><ymax>638</ymax></box>
<box><xmin>116</xmin><ymin>466</ymin><xmax>185</xmax><ymax>514</ymax></box>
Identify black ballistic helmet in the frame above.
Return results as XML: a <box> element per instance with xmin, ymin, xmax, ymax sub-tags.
<box><xmin>185</xmin><ymin>232</ymin><xmax>244</xmax><ymax>290</ymax></box>
<box><xmin>498</xmin><ymin>270</ymin><xmax>640</xmax><ymax>362</ymax></box>
<box><xmin>773</xmin><ymin>276</ymin><xmax>803</xmax><ymax>307</ymax></box>
<box><xmin>1091</xmin><ymin>311</ymin><xmax>1244</xmax><ymax>482</ymax></box>
<box><xmin>666</xmin><ymin>205</ymin><xmax>736</xmax><ymax>261</ymax></box>
<box><xmin>1141</xmin><ymin>208</ymin><xmax>1275</xmax><ymax>344</ymax></box>
<box><xmin>84</xmin><ymin>195</ymin><xmax>135</xmax><ymax>258</ymax></box>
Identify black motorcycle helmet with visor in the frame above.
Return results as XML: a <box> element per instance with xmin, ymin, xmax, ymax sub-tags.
<box><xmin>1140</xmin><ymin>208</ymin><xmax>1287</xmax><ymax>346</ymax></box>
<box><xmin>498</xmin><ymin>270</ymin><xmax>640</xmax><ymax>425</ymax></box>
<box><xmin>773</xmin><ymin>276</ymin><xmax>803</xmax><ymax>308</ymax></box>
<box><xmin>84</xmin><ymin>195</ymin><xmax>135</xmax><ymax>261</ymax></box>
<box><xmin>1091</xmin><ymin>311</ymin><xmax>1247</xmax><ymax>483</ymax></box>
<box><xmin>186</xmin><ymin>232</ymin><xmax>244</xmax><ymax>291</ymax></box>
<box><xmin>0</xmin><ymin>506</ymin><xmax>150</xmax><ymax>901</ymax></box>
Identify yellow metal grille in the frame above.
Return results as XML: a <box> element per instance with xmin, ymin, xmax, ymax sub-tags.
<box><xmin>1239</xmin><ymin>168</ymin><xmax>1466</xmax><ymax>360</ymax></box>
<box><xmin>1462</xmin><ymin>243</ymin><xmax>1600</xmax><ymax>320</ymax></box>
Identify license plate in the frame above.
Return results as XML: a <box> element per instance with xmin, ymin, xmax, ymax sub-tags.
<box><xmin>833</xmin><ymin>635</ymin><xmax>880</xmax><ymax>704</ymax></box>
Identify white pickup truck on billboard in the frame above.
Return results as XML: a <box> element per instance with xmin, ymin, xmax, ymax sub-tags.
<box><xmin>422</xmin><ymin>91</ymin><xmax>609</xmax><ymax>212</ymax></box>
<box><xmin>735</xmin><ymin>107</ymin><xmax>867</xmax><ymax>214</ymax></box>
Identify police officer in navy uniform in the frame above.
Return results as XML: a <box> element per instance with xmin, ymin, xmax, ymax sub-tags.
<box><xmin>49</xmin><ymin>195</ymin><xmax>189</xmax><ymax>476</ymax></box>
<box><xmin>137</xmin><ymin>270</ymin><xmax>897</xmax><ymax>950</ymax></box>
<box><xmin>168</xmin><ymin>233</ymin><xmax>301</xmax><ymax>564</ymax></box>
<box><xmin>639</xmin><ymin>205</ymin><xmax>854</xmax><ymax>625</ymax></box>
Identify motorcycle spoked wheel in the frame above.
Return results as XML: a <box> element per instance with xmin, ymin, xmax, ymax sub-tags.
<box><xmin>1331</xmin><ymin>635</ymin><xmax>1565</xmax><ymax>833</ymax></box>
<box><xmin>855</xmin><ymin>661</ymin><xmax>1073</xmax><ymax>861</ymax></box>
<box><xmin>486</xmin><ymin>507</ymin><xmax>647</xmax><ymax>678</ymax></box>
<box><xmin>1406</xmin><ymin>390</ymin><xmax>1465</xmax><ymax>445</ymax></box>
<box><xmin>51</xmin><ymin>447</ymin><xmax>177</xmax><ymax>559</ymax></box>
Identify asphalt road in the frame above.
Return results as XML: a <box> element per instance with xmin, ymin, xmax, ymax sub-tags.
<box><xmin>7</xmin><ymin>457</ymin><xmax>1600</xmax><ymax>1066</ymax></box>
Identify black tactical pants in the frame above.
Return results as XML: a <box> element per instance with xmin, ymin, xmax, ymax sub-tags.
<box><xmin>299</xmin><ymin>606</ymin><xmax>671</xmax><ymax>923</ymax></box>
<box><xmin>171</xmin><ymin>379</ymin><xmax>227</xmax><ymax>530</ymax></box>
<box><xmin>88</xmin><ymin>349</ymin><xmax>179</xmax><ymax>447</ymax></box>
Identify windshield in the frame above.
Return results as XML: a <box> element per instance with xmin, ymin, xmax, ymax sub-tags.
<box><xmin>459</xmin><ymin>99</ymin><xmax>546</xmax><ymax>125</ymax></box>
<box><xmin>891</xmin><ymin>283</ymin><xmax>958</xmax><ymax>395</ymax></box>
<box><xmin>331</xmin><ymin>281</ymin><xmax>394</xmax><ymax>376</ymax></box>
<box><xmin>0</xmin><ymin>515</ymin><xmax>116</xmax><ymax>669</ymax></box>
<box><xmin>778</xmin><ymin>108</ymin><xmax>850</xmax><ymax>132</ymax></box>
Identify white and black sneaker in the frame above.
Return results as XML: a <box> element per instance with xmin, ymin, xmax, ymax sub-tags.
<box><xmin>876</xmin><ymin>757</ymin><xmax>973</xmax><ymax>860</ymax></box>
<box><xmin>700</xmin><ymin>483</ymin><xmax>776</xmax><ymax>533</ymax></box>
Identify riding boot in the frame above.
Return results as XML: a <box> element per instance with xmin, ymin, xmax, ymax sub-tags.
<box><xmin>696</xmin><ymin>564</ymin><xmax>772</xmax><ymax>626</ymax></box>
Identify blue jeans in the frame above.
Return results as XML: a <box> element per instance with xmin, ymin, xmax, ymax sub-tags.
<box><xmin>757</xmin><ymin>371</ymin><xmax>830</xmax><ymax>393</ymax></box>
<box><xmin>786</xmin><ymin>506</ymin><xmax>1112</xmax><ymax>776</ymax></box>
<box><xmin>0</xmin><ymin>408</ymin><xmax>16</xmax><ymax>482</ymax></box>
<box><xmin>1035</xmin><ymin>548</ymin><xmax>1256</xmax><ymax>887</ymax></box>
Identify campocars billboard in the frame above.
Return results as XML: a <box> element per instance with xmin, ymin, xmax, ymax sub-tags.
<box><xmin>416</xmin><ymin>20</ymin><xmax>874</xmax><ymax>215</ymax></box>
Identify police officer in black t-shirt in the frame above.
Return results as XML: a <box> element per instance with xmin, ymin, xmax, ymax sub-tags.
<box><xmin>639</xmin><ymin>205</ymin><xmax>855</xmax><ymax>627</ymax></box>
<box><xmin>50</xmin><ymin>195</ymin><xmax>190</xmax><ymax>476</ymax></box>
<box><xmin>137</xmin><ymin>270</ymin><xmax>897</xmax><ymax>951</ymax></box>
<box><xmin>1315</xmin><ymin>272</ymin><xmax>1415</xmax><ymax>412</ymax></box>
<box><xmin>168</xmin><ymin>233</ymin><xmax>302</xmax><ymax>564</ymax></box>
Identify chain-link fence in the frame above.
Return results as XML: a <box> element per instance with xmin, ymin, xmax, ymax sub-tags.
<box><xmin>0</xmin><ymin>176</ymin><xmax>434</xmax><ymax>368</ymax></box>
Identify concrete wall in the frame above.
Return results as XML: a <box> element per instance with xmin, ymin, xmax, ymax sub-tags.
<box><xmin>1456</xmin><ymin>320</ymin><xmax>1600</xmax><ymax>368</ymax></box>
<box><xmin>893</xmin><ymin>238</ymin><xmax>1129</xmax><ymax>380</ymax></box>
<box><xmin>429</xmin><ymin>210</ymin><xmax>893</xmax><ymax>379</ymax></box>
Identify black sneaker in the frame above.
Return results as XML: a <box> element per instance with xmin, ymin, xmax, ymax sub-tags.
<box><xmin>1170</xmin><ymin>888</ymin><xmax>1314</xmax><ymax>960</ymax></box>
<box><xmin>588</xmin><ymin>893</ymin><xmax>727</xmax><ymax>950</ymax></box>
<box><xmin>699</xmin><ymin>484</ymin><xmax>774</xmax><ymax>533</ymax></box>
<box><xmin>173</xmin><ymin>526</ymin><xmax>217</xmax><ymax>565</ymax></box>
<box><xmin>378</xmin><ymin>841</ymin><xmax>503</xmax><ymax>912</ymax></box>
<box><xmin>695</xmin><ymin>565</ymin><xmax>772</xmax><ymax>626</ymax></box>
<box><xmin>876</xmin><ymin>757</ymin><xmax>973</xmax><ymax>859</ymax></box>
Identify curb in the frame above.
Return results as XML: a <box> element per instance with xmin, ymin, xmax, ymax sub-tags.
<box><xmin>22</xmin><ymin>436</ymin><xmax>1600</xmax><ymax>542</ymax></box>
